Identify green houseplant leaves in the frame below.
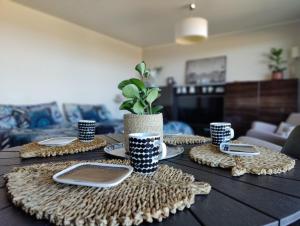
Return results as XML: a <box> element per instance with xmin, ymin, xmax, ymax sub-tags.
<box><xmin>135</xmin><ymin>61</ymin><xmax>146</xmax><ymax>76</ymax></box>
<box><xmin>132</xmin><ymin>101</ymin><xmax>145</xmax><ymax>114</ymax></box>
<box><xmin>122</xmin><ymin>84</ymin><xmax>140</xmax><ymax>98</ymax></box>
<box><xmin>146</xmin><ymin>88</ymin><xmax>159</xmax><ymax>105</ymax></box>
<box><xmin>129</xmin><ymin>78</ymin><xmax>146</xmax><ymax>92</ymax></box>
<box><xmin>268</xmin><ymin>48</ymin><xmax>287</xmax><ymax>73</ymax></box>
<box><xmin>118</xmin><ymin>61</ymin><xmax>163</xmax><ymax>115</ymax></box>
<box><xmin>119</xmin><ymin>100</ymin><xmax>134</xmax><ymax>113</ymax></box>
<box><xmin>151</xmin><ymin>105</ymin><xmax>163</xmax><ymax>114</ymax></box>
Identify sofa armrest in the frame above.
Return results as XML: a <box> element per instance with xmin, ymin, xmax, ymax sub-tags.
<box><xmin>238</xmin><ymin>136</ymin><xmax>282</xmax><ymax>152</ymax></box>
<box><xmin>286</xmin><ymin>113</ymin><xmax>300</xmax><ymax>126</ymax></box>
<box><xmin>246</xmin><ymin>129</ymin><xmax>286</xmax><ymax>146</ymax></box>
<box><xmin>0</xmin><ymin>129</ymin><xmax>11</xmax><ymax>150</ymax></box>
<box><xmin>251</xmin><ymin>121</ymin><xmax>277</xmax><ymax>133</ymax></box>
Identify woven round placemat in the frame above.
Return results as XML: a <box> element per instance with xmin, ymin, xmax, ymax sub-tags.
<box><xmin>20</xmin><ymin>137</ymin><xmax>107</xmax><ymax>158</ymax></box>
<box><xmin>5</xmin><ymin>159</ymin><xmax>211</xmax><ymax>226</ymax></box>
<box><xmin>164</xmin><ymin>135</ymin><xmax>211</xmax><ymax>145</ymax></box>
<box><xmin>190</xmin><ymin>144</ymin><xmax>295</xmax><ymax>176</ymax></box>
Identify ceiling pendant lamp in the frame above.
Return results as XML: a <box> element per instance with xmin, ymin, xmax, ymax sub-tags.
<box><xmin>175</xmin><ymin>3</ymin><xmax>208</xmax><ymax>45</ymax></box>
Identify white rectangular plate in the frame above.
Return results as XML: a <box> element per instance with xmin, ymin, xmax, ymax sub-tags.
<box><xmin>53</xmin><ymin>162</ymin><xmax>133</xmax><ymax>188</ymax></box>
<box><xmin>38</xmin><ymin>137</ymin><xmax>77</xmax><ymax>147</ymax></box>
<box><xmin>220</xmin><ymin>142</ymin><xmax>260</xmax><ymax>157</ymax></box>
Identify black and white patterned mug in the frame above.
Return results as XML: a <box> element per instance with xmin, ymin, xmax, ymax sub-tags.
<box><xmin>210</xmin><ymin>122</ymin><xmax>234</xmax><ymax>146</ymax></box>
<box><xmin>128</xmin><ymin>132</ymin><xmax>167</xmax><ymax>174</ymax></box>
<box><xmin>78</xmin><ymin>120</ymin><xmax>96</xmax><ymax>142</ymax></box>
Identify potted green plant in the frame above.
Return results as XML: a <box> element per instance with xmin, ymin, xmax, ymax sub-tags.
<box><xmin>118</xmin><ymin>61</ymin><xmax>163</xmax><ymax>152</ymax></box>
<box><xmin>268</xmin><ymin>48</ymin><xmax>287</xmax><ymax>80</ymax></box>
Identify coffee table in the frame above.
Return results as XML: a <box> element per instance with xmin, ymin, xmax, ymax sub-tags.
<box><xmin>1</xmin><ymin>134</ymin><xmax>300</xmax><ymax>226</ymax></box>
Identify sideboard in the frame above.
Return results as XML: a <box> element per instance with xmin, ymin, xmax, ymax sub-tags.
<box><xmin>158</xmin><ymin>79</ymin><xmax>299</xmax><ymax>137</ymax></box>
<box><xmin>224</xmin><ymin>79</ymin><xmax>300</xmax><ymax>136</ymax></box>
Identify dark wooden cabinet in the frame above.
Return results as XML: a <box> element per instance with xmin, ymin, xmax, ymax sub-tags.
<box><xmin>224</xmin><ymin>79</ymin><xmax>299</xmax><ymax>136</ymax></box>
<box><xmin>157</xmin><ymin>85</ymin><xmax>225</xmax><ymax>136</ymax></box>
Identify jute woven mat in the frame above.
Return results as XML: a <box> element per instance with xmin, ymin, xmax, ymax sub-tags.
<box><xmin>164</xmin><ymin>135</ymin><xmax>211</xmax><ymax>145</ymax></box>
<box><xmin>5</xmin><ymin>159</ymin><xmax>211</xmax><ymax>226</ymax></box>
<box><xmin>20</xmin><ymin>137</ymin><xmax>107</xmax><ymax>158</ymax></box>
<box><xmin>190</xmin><ymin>143</ymin><xmax>295</xmax><ymax>176</ymax></box>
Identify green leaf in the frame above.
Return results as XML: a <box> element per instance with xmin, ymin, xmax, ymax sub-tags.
<box><xmin>144</xmin><ymin>69</ymin><xmax>151</xmax><ymax>78</ymax></box>
<box><xmin>129</xmin><ymin>78</ymin><xmax>146</xmax><ymax>92</ymax></box>
<box><xmin>122</xmin><ymin>84</ymin><xmax>140</xmax><ymax>98</ymax></box>
<box><xmin>132</xmin><ymin>101</ymin><xmax>145</xmax><ymax>114</ymax></box>
<box><xmin>119</xmin><ymin>100</ymin><xmax>133</xmax><ymax>109</ymax></box>
<box><xmin>118</xmin><ymin>80</ymin><xmax>131</xmax><ymax>90</ymax></box>
<box><xmin>119</xmin><ymin>106</ymin><xmax>134</xmax><ymax>113</ymax></box>
<box><xmin>119</xmin><ymin>100</ymin><xmax>135</xmax><ymax>113</ymax></box>
<box><xmin>146</xmin><ymin>88</ymin><xmax>159</xmax><ymax>105</ymax></box>
<box><xmin>135</xmin><ymin>61</ymin><xmax>146</xmax><ymax>76</ymax></box>
<box><xmin>152</xmin><ymin>105</ymin><xmax>163</xmax><ymax>114</ymax></box>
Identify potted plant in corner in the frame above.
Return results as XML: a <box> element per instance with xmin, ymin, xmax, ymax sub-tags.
<box><xmin>268</xmin><ymin>48</ymin><xmax>287</xmax><ymax>80</ymax></box>
<box><xmin>118</xmin><ymin>61</ymin><xmax>163</xmax><ymax>152</ymax></box>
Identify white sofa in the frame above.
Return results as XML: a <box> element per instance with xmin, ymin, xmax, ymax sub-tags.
<box><xmin>245</xmin><ymin>113</ymin><xmax>300</xmax><ymax>146</ymax></box>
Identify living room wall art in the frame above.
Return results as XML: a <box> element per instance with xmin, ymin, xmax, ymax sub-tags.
<box><xmin>185</xmin><ymin>56</ymin><xmax>226</xmax><ymax>85</ymax></box>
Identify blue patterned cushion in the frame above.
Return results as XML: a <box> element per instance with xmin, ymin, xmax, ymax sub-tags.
<box><xmin>79</xmin><ymin>106</ymin><xmax>101</xmax><ymax>121</ymax></box>
<box><xmin>0</xmin><ymin>106</ymin><xmax>30</xmax><ymax>129</ymax></box>
<box><xmin>0</xmin><ymin>106</ymin><xmax>18</xmax><ymax>129</ymax></box>
<box><xmin>22</xmin><ymin>102</ymin><xmax>64</xmax><ymax>126</ymax></box>
<box><xmin>12</xmin><ymin>109</ymin><xmax>30</xmax><ymax>128</ymax></box>
<box><xmin>0</xmin><ymin>102</ymin><xmax>63</xmax><ymax>129</ymax></box>
<box><xmin>64</xmin><ymin>104</ymin><xmax>112</xmax><ymax>123</ymax></box>
<box><xmin>63</xmin><ymin>104</ymin><xmax>82</xmax><ymax>123</ymax></box>
<box><xmin>26</xmin><ymin>108</ymin><xmax>55</xmax><ymax>128</ymax></box>
<box><xmin>163</xmin><ymin>121</ymin><xmax>194</xmax><ymax>135</ymax></box>
<box><xmin>96</xmin><ymin>105</ymin><xmax>112</xmax><ymax>121</ymax></box>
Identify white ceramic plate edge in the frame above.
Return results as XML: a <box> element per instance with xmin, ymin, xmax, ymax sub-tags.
<box><xmin>53</xmin><ymin>162</ymin><xmax>133</xmax><ymax>188</ymax></box>
<box><xmin>38</xmin><ymin>137</ymin><xmax>77</xmax><ymax>147</ymax></box>
<box><xmin>104</xmin><ymin>143</ymin><xmax>184</xmax><ymax>160</ymax></box>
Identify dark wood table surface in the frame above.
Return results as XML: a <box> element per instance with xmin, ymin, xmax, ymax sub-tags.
<box><xmin>1</xmin><ymin>134</ymin><xmax>300</xmax><ymax>226</ymax></box>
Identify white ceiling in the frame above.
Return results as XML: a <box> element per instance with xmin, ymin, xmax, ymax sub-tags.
<box><xmin>14</xmin><ymin>0</ymin><xmax>300</xmax><ymax>47</ymax></box>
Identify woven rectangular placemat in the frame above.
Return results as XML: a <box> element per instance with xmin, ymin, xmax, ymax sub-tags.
<box><xmin>5</xmin><ymin>159</ymin><xmax>211</xmax><ymax>226</ymax></box>
<box><xmin>20</xmin><ymin>137</ymin><xmax>107</xmax><ymax>158</ymax></box>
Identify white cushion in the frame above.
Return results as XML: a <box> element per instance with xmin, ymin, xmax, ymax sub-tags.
<box><xmin>286</xmin><ymin>113</ymin><xmax>300</xmax><ymax>126</ymax></box>
<box><xmin>276</xmin><ymin>122</ymin><xmax>295</xmax><ymax>138</ymax></box>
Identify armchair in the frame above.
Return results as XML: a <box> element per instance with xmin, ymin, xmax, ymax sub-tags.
<box><xmin>246</xmin><ymin>113</ymin><xmax>300</xmax><ymax>146</ymax></box>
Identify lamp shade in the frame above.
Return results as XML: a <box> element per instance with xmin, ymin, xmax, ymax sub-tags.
<box><xmin>175</xmin><ymin>17</ymin><xmax>208</xmax><ymax>45</ymax></box>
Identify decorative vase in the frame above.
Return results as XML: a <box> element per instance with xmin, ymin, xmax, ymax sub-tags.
<box><xmin>272</xmin><ymin>71</ymin><xmax>284</xmax><ymax>80</ymax></box>
<box><xmin>124</xmin><ymin>113</ymin><xmax>163</xmax><ymax>153</ymax></box>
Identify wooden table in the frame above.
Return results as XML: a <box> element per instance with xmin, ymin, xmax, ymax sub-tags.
<box><xmin>1</xmin><ymin>134</ymin><xmax>300</xmax><ymax>226</ymax></box>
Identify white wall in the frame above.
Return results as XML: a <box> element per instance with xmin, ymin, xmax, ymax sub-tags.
<box><xmin>143</xmin><ymin>22</ymin><xmax>300</xmax><ymax>86</ymax></box>
<box><xmin>0</xmin><ymin>0</ymin><xmax>142</xmax><ymax>118</ymax></box>
<box><xmin>1</xmin><ymin>0</ymin><xmax>299</xmax><ymax>119</ymax></box>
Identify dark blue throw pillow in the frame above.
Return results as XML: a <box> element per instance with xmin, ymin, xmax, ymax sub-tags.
<box><xmin>27</xmin><ymin>108</ymin><xmax>55</xmax><ymax>128</ymax></box>
<box><xmin>79</xmin><ymin>107</ymin><xmax>100</xmax><ymax>122</ymax></box>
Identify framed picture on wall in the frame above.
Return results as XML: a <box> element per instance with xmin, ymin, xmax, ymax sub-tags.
<box><xmin>185</xmin><ymin>56</ymin><xmax>226</xmax><ymax>85</ymax></box>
